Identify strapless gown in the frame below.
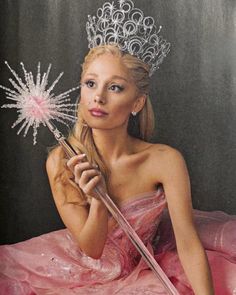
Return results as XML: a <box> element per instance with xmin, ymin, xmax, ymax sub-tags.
<box><xmin>0</xmin><ymin>186</ymin><xmax>236</xmax><ymax>294</ymax></box>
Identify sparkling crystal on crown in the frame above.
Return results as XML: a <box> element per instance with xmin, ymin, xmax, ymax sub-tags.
<box><xmin>86</xmin><ymin>0</ymin><xmax>170</xmax><ymax>76</ymax></box>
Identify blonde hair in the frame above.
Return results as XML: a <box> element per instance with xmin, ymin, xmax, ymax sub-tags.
<box><xmin>58</xmin><ymin>44</ymin><xmax>155</xmax><ymax>204</ymax></box>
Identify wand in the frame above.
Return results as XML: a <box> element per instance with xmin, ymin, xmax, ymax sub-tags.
<box><xmin>0</xmin><ymin>62</ymin><xmax>179</xmax><ymax>295</ymax></box>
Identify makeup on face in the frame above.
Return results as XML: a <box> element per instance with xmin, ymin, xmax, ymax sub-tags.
<box><xmin>89</xmin><ymin>107</ymin><xmax>109</xmax><ymax>117</ymax></box>
<box><xmin>81</xmin><ymin>73</ymin><xmax>128</xmax><ymax>95</ymax></box>
<box><xmin>79</xmin><ymin>55</ymin><xmax>140</xmax><ymax>127</ymax></box>
<box><xmin>80</xmin><ymin>73</ymin><xmax>131</xmax><ymax>114</ymax></box>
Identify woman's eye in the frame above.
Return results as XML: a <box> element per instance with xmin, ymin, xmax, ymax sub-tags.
<box><xmin>85</xmin><ymin>80</ymin><xmax>96</xmax><ymax>88</ymax></box>
<box><xmin>109</xmin><ymin>84</ymin><xmax>124</xmax><ymax>92</ymax></box>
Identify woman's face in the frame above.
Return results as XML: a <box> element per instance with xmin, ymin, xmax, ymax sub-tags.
<box><xmin>80</xmin><ymin>53</ymin><xmax>145</xmax><ymax>131</ymax></box>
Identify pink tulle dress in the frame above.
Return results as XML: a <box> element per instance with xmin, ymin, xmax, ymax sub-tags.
<box><xmin>0</xmin><ymin>186</ymin><xmax>236</xmax><ymax>294</ymax></box>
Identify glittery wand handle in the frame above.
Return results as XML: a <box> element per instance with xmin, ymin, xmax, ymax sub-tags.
<box><xmin>46</xmin><ymin>120</ymin><xmax>179</xmax><ymax>295</ymax></box>
<box><xmin>45</xmin><ymin>121</ymin><xmax>77</xmax><ymax>158</ymax></box>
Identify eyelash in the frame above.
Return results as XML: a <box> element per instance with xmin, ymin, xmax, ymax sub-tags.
<box><xmin>83</xmin><ymin>80</ymin><xmax>124</xmax><ymax>93</ymax></box>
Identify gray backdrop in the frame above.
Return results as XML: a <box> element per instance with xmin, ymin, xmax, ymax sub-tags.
<box><xmin>0</xmin><ymin>0</ymin><xmax>235</xmax><ymax>244</ymax></box>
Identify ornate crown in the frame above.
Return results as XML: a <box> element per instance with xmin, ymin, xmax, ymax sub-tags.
<box><xmin>86</xmin><ymin>0</ymin><xmax>170</xmax><ymax>76</ymax></box>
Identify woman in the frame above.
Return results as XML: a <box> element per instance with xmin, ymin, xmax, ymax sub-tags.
<box><xmin>1</xmin><ymin>13</ymin><xmax>236</xmax><ymax>295</ymax></box>
<box><xmin>47</xmin><ymin>44</ymin><xmax>215</xmax><ymax>294</ymax></box>
<box><xmin>0</xmin><ymin>40</ymin><xmax>217</xmax><ymax>293</ymax></box>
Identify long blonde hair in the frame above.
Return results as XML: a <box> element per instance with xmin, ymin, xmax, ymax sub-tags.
<box><xmin>60</xmin><ymin>44</ymin><xmax>155</xmax><ymax>204</ymax></box>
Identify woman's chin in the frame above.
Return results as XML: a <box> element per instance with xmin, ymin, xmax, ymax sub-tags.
<box><xmin>89</xmin><ymin>124</ymin><xmax>114</xmax><ymax>130</ymax></box>
<box><xmin>85</xmin><ymin>121</ymin><xmax>112</xmax><ymax>130</ymax></box>
<box><xmin>82</xmin><ymin>114</ymin><xmax>127</xmax><ymax>131</ymax></box>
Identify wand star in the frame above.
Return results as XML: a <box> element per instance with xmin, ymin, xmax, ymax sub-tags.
<box><xmin>0</xmin><ymin>62</ymin><xmax>79</xmax><ymax>144</ymax></box>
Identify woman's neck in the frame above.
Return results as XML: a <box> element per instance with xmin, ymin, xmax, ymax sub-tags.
<box><xmin>92</xmin><ymin>128</ymin><xmax>135</xmax><ymax>164</ymax></box>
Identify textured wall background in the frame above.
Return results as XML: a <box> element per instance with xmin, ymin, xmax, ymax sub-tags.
<box><xmin>0</xmin><ymin>0</ymin><xmax>235</xmax><ymax>244</ymax></box>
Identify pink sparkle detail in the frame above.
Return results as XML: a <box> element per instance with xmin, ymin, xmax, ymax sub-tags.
<box><xmin>0</xmin><ymin>62</ymin><xmax>80</xmax><ymax>145</ymax></box>
<box><xmin>25</xmin><ymin>96</ymin><xmax>49</xmax><ymax>120</ymax></box>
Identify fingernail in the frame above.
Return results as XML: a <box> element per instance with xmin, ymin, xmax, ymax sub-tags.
<box><xmin>78</xmin><ymin>153</ymin><xmax>86</xmax><ymax>158</ymax></box>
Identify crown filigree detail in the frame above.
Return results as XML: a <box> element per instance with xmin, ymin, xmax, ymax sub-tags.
<box><xmin>86</xmin><ymin>0</ymin><xmax>170</xmax><ymax>76</ymax></box>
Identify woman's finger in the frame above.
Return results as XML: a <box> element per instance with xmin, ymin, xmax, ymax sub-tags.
<box><xmin>66</xmin><ymin>154</ymin><xmax>87</xmax><ymax>171</ymax></box>
<box><xmin>73</xmin><ymin>162</ymin><xmax>97</xmax><ymax>178</ymax></box>
<box><xmin>82</xmin><ymin>175</ymin><xmax>103</xmax><ymax>197</ymax></box>
<box><xmin>76</xmin><ymin>168</ymin><xmax>100</xmax><ymax>187</ymax></box>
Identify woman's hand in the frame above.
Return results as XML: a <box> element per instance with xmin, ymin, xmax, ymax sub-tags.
<box><xmin>66</xmin><ymin>154</ymin><xmax>107</xmax><ymax>202</ymax></box>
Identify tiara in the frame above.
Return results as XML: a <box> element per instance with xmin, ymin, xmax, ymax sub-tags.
<box><xmin>86</xmin><ymin>0</ymin><xmax>170</xmax><ymax>76</ymax></box>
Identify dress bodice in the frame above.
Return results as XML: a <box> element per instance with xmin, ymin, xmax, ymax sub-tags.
<box><xmin>71</xmin><ymin>186</ymin><xmax>167</xmax><ymax>278</ymax></box>
<box><xmin>107</xmin><ymin>186</ymin><xmax>166</xmax><ymax>240</ymax></box>
<box><xmin>103</xmin><ymin>186</ymin><xmax>167</xmax><ymax>274</ymax></box>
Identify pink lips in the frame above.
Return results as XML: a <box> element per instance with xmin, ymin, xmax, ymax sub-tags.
<box><xmin>89</xmin><ymin>108</ymin><xmax>108</xmax><ymax>117</ymax></box>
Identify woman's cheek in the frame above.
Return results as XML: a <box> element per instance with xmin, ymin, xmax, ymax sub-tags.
<box><xmin>80</xmin><ymin>93</ymin><xmax>92</xmax><ymax>106</ymax></box>
<box><xmin>113</xmin><ymin>101</ymin><xmax>133</xmax><ymax>116</ymax></box>
<box><xmin>80</xmin><ymin>96</ymin><xmax>92</xmax><ymax>108</ymax></box>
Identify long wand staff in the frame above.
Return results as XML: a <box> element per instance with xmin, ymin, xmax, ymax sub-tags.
<box><xmin>1</xmin><ymin>62</ymin><xmax>180</xmax><ymax>295</ymax></box>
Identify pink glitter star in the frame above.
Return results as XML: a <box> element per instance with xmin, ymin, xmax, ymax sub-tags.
<box><xmin>0</xmin><ymin>62</ymin><xmax>79</xmax><ymax>144</ymax></box>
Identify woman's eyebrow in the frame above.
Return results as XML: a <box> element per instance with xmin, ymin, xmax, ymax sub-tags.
<box><xmin>84</xmin><ymin>73</ymin><xmax>128</xmax><ymax>82</ymax></box>
<box><xmin>111</xmin><ymin>75</ymin><xmax>128</xmax><ymax>82</ymax></box>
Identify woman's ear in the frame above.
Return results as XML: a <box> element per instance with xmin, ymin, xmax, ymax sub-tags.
<box><xmin>132</xmin><ymin>94</ymin><xmax>147</xmax><ymax>113</ymax></box>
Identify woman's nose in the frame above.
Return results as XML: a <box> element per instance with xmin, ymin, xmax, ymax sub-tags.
<box><xmin>94</xmin><ymin>94</ymin><xmax>105</xmax><ymax>105</ymax></box>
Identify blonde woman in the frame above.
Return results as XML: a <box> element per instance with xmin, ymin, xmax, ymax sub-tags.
<box><xmin>45</xmin><ymin>44</ymin><xmax>215</xmax><ymax>295</ymax></box>
<box><xmin>1</xmin><ymin>1</ymin><xmax>236</xmax><ymax>295</ymax></box>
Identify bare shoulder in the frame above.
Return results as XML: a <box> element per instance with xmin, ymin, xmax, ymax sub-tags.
<box><xmin>147</xmin><ymin>143</ymin><xmax>188</xmax><ymax>181</ymax></box>
<box><xmin>148</xmin><ymin>143</ymin><xmax>184</xmax><ymax>160</ymax></box>
<box><xmin>132</xmin><ymin>138</ymin><xmax>186</xmax><ymax>169</ymax></box>
<box><xmin>46</xmin><ymin>146</ymin><xmax>65</xmax><ymax>177</ymax></box>
<box><xmin>46</xmin><ymin>145</ymin><xmax>65</xmax><ymax>164</ymax></box>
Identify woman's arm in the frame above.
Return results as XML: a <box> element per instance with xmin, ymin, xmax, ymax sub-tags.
<box><xmin>46</xmin><ymin>147</ymin><xmax>109</xmax><ymax>259</ymax></box>
<box><xmin>157</xmin><ymin>146</ymin><xmax>214</xmax><ymax>295</ymax></box>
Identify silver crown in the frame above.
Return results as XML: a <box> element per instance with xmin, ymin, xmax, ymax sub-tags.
<box><xmin>86</xmin><ymin>0</ymin><xmax>170</xmax><ymax>76</ymax></box>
